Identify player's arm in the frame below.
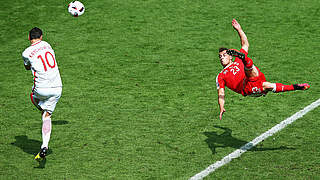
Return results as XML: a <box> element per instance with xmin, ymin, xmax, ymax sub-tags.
<box><xmin>24</xmin><ymin>64</ymin><xmax>31</xmax><ymax>70</ymax></box>
<box><xmin>22</xmin><ymin>53</ymin><xmax>31</xmax><ymax>70</ymax></box>
<box><xmin>217</xmin><ymin>88</ymin><xmax>226</xmax><ymax>120</ymax></box>
<box><xmin>232</xmin><ymin>19</ymin><xmax>249</xmax><ymax>52</ymax></box>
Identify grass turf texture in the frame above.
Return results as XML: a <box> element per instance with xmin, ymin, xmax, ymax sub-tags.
<box><xmin>1</xmin><ymin>0</ymin><xmax>320</xmax><ymax>179</ymax></box>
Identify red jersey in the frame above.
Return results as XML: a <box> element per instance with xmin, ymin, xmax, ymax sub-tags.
<box><xmin>216</xmin><ymin>57</ymin><xmax>245</xmax><ymax>95</ymax></box>
<box><xmin>216</xmin><ymin>48</ymin><xmax>267</xmax><ymax>97</ymax></box>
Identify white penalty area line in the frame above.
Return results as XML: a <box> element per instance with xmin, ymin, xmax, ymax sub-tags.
<box><xmin>190</xmin><ymin>98</ymin><xmax>320</xmax><ymax>180</ymax></box>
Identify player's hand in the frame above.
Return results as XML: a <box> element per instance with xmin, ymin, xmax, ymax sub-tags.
<box><xmin>219</xmin><ymin>108</ymin><xmax>226</xmax><ymax>120</ymax></box>
<box><xmin>232</xmin><ymin>19</ymin><xmax>241</xmax><ymax>31</ymax></box>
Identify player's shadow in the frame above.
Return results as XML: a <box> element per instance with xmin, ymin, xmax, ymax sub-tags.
<box><xmin>204</xmin><ymin>126</ymin><xmax>295</xmax><ymax>154</ymax></box>
<box><xmin>11</xmin><ymin>135</ymin><xmax>51</xmax><ymax>168</ymax></box>
<box><xmin>11</xmin><ymin>135</ymin><xmax>42</xmax><ymax>155</ymax></box>
<box><xmin>52</xmin><ymin>120</ymin><xmax>69</xmax><ymax>125</ymax></box>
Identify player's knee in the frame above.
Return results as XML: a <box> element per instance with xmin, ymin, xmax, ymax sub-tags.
<box><xmin>263</xmin><ymin>82</ymin><xmax>276</xmax><ymax>92</ymax></box>
<box><xmin>245</xmin><ymin>66</ymin><xmax>259</xmax><ymax>78</ymax></box>
<box><xmin>42</xmin><ymin>110</ymin><xmax>52</xmax><ymax>118</ymax></box>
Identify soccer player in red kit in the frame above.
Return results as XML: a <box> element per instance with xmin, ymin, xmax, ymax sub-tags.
<box><xmin>216</xmin><ymin>19</ymin><xmax>310</xmax><ymax>120</ymax></box>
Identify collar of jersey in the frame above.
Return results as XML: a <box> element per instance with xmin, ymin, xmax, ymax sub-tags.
<box><xmin>223</xmin><ymin>62</ymin><xmax>234</xmax><ymax>69</ymax></box>
<box><xmin>31</xmin><ymin>40</ymin><xmax>42</xmax><ymax>46</ymax></box>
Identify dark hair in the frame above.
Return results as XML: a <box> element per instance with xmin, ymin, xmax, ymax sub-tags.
<box><xmin>29</xmin><ymin>27</ymin><xmax>42</xmax><ymax>40</ymax></box>
<box><xmin>219</xmin><ymin>47</ymin><xmax>228</xmax><ymax>53</ymax></box>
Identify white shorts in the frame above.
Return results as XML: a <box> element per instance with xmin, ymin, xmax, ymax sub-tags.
<box><xmin>31</xmin><ymin>87</ymin><xmax>62</xmax><ymax>114</ymax></box>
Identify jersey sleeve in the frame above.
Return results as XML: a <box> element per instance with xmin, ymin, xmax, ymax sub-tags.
<box><xmin>22</xmin><ymin>51</ymin><xmax>31</xmax><ymax>66</ymax></box>
<box><xmin>216</xmin><ymin>73</ymin><xmax>225</xmax><ymax>90</ymax></box>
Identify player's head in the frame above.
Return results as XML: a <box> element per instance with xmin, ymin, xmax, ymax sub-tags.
<box><xmin>219</xmin><ymin>47</ymin><xmax>232</xmax><ymax>67</ymax></box>
<box><xmin>29</xmin><ymin>27</ymin><xmax>43</xmax><ymax>41</ymax></box>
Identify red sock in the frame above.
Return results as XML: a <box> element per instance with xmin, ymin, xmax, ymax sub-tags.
<box><xmin>242</xmin><ymin>56</ymin><xmax>253</xmax><ymax>70</ymax></box>
<box><xmin>274</xmin><ymin>83</ymin><xmax>294</xmax><ymax>93</ymax></box>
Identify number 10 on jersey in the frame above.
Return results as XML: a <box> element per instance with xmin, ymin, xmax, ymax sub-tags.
<box><xmin>37</xmin><ymin>51</ymin><xmax>56</xmax><ymax>71</ymax></box>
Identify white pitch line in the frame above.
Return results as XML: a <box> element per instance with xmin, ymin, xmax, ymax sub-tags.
<box><xmin>190</xmin><ymin>98</ymin><xmax>320</xmax><ymax>180</ymax></box>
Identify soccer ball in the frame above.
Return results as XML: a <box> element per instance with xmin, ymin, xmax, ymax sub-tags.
<box><xmin>68</xmin><ymin>1</ymin><xmax>85</xmax><ymax>17</ymax></box>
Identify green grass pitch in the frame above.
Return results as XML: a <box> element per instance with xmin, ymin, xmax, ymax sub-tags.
<box><xmin>1</xmin><ymin>0</ymin><xmax>320</xmax><ymax>179</ymax></box>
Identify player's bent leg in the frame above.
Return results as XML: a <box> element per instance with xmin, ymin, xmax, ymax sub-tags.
<box><xmin>227</xmin><ymin>49</ymin><xmax>259</xmax><ymax>78</ymax></box>
<box><xmin>30</xmin><ymin>92</ymin><xmax>43</xmax><ymax>111</ymax></box>
<box><xmin>244</xmin><ymin>56</ymin><xmax>253</xmax><ymax>70</ymax></box>
<box><xmin>226</xmin><ymin>49</ymin><xmax>246</xmax><ymax>60</ymax></box>
<box><xmin>245</xmin><ymin>65</ymin><xmax>259</xmax><ymax>78</ymax></box>
<box><xmin>227</xmin><ymin>49</ymin><xmax>254</xmax><ymax>70</ymax></box>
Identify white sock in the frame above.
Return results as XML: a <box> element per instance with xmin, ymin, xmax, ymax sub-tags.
<box><xmin>41</xmin><ymin>113</ymin><xmax>52</xmax><ymax>149</ymax></box>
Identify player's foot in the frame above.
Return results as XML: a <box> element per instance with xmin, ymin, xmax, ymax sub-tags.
<box><xmin>34</xmin><ymin>147</ymin><xmax>48</xmax><ymax>161</ymax></box>
<box><xmin>293</xmin><ymin>83</ymin><xmax>310</xmax><ymax>90</ymax></box>
<box><xmin>226</xmin><ymin>49</ymin><xmax>245</xmax><ymax>60</ymax></box>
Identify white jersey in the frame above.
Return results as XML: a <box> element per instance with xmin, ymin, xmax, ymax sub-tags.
<box><xmin>22</xmin><ymin>40</ymin><xmax>62</xmax><ymax>89</ymax></box>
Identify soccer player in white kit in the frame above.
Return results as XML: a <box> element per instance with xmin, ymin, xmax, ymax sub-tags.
<box><xmin>22</xmin><ymin>27</ymin><xmax>62</xmax><ymax>161</ymax></box>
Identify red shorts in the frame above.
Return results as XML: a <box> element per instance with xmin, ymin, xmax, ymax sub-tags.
<box><xmin>243</xmin><ymin>67</ymin><xmax>267</xmax><ymax>97</ymax></box>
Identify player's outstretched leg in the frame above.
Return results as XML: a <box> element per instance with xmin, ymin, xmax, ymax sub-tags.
<box><xmin>293</xmin><ymin>83</ymin><xmax>310</xmax><ymax>90</ymax></box>
<box><xmin>34</xmin><ymin>147</ymin><xmax>48</xmax><ymax>161</ymax></box>
<box><xmin>263</xmin><ymin>82</ymin><xmax>310</xmax><ymax>93</ymax></box>
<box><xmin>273</xmin><ymin>83</ymin><xmax>310</xmax><ymax>92</ymax></box>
